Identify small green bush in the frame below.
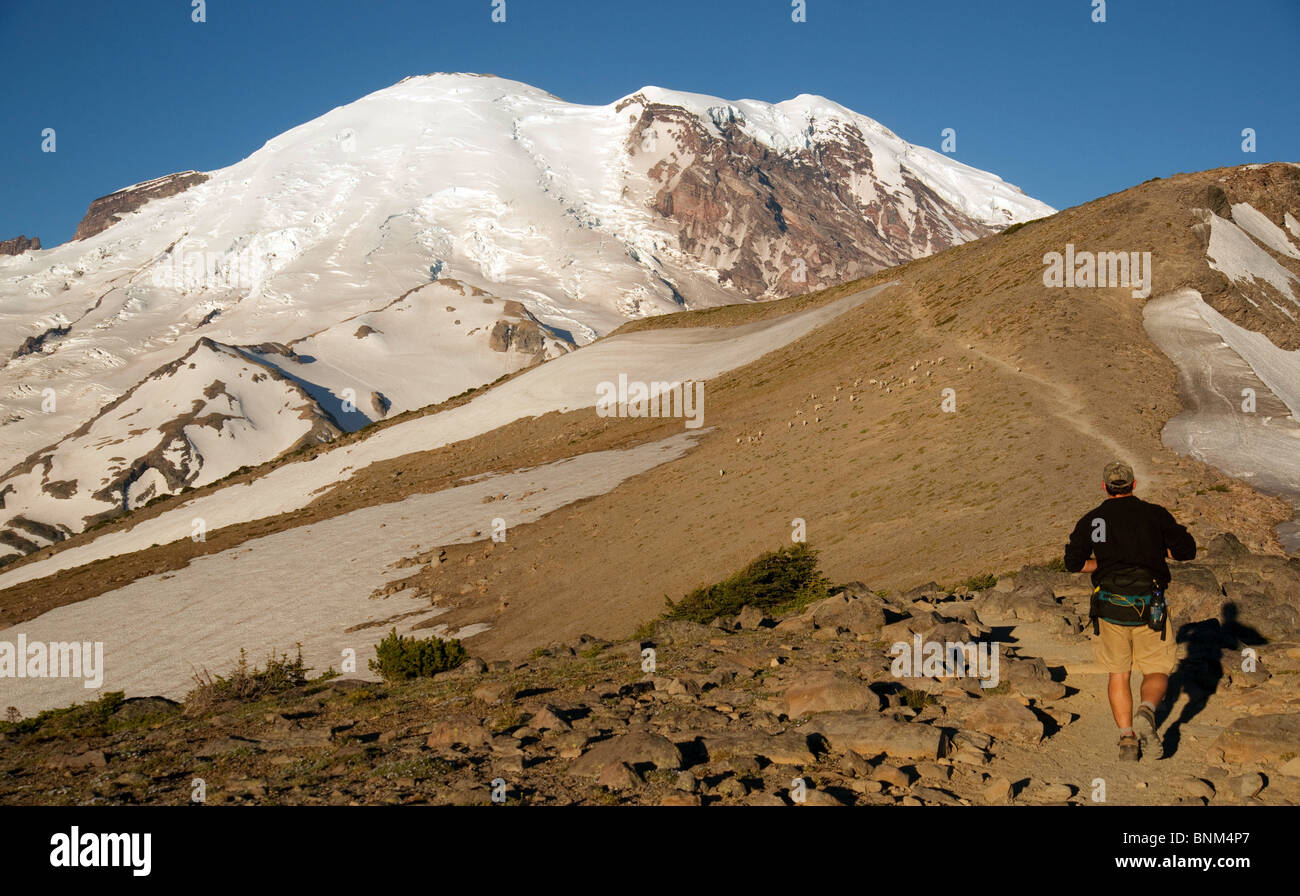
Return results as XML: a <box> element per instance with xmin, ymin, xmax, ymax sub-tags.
<box><xmin>899</xmin><ymin>688</ymin><xmax>935</xmax><ymax>711</ymax></box>
<box><xmin>188</xmin><ymin>647</ymin><xmax>308</xmax><ymax>707</ymax></box>
<box><xmin>665</xmin><ymin>543</ymin><xmax>832</xmax><ymax>625</ymax></box>
<box><xmin>369</xmin><ymin>629</ymin><xmax>467</xmax><ymax>680</ymax></box>
<box><xmin>0</xmin><ymin>691</ymin><xmax>125</xmax><ymax>737</ymax></box>
<box><xmin>961</xmin><ymin>573</ymin><xmax>998</xmax><ymax>592</ymax></box>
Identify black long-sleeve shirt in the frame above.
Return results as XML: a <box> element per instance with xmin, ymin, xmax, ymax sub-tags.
<box><xmin>1064</xmin><ymin>495</ymin><xmax>1196</xmax><ymax>593</ymax></box>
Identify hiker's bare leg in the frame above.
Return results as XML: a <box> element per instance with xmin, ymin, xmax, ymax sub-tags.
<box><xmin>1139</xmin><ymin>673</ymin><xmax>1168</xmax><ymax>710</ymax></box>
<box><xmin>1108</xmin><ymin>672</ymin><xmax>1133</xmax><ymax>729</ymax></box>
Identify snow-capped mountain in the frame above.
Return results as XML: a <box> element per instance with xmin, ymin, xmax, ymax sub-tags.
<box><xmin>0</xmin><ymin>73</ymin><xmax>1052</xmax><ymax>562</ymax></box>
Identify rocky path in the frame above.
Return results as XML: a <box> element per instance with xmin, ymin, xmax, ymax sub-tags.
<box><xmin>1</xmin><ymin>535</ymin><xmax>1297</xmax><ymax>806</ymax></box>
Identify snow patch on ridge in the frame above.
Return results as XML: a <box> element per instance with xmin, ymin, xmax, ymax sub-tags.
<box><xmin>1231</xmin><ymin>203</ymin><xmax>1300</xmax><ymax>260</ymax></box>
<box><xmin>1206</xmin><ymin>212</ymin><xmax>1300</xmax><ymax>306</ymax></box>
<box><xmin>1144</xmin><ymin>289</ymin><xmax>1300</xmax><ymax>553</ymax></box>
<box><xmin>0</xmin><ymin>430</ymin><xmax>705</xmax><ymax>715</ymax></box>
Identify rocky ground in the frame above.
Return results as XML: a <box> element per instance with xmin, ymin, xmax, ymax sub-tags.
<box><xmin>1</xmin><ymin>532</ymin><xmax>1297</xmax><ymax>806</ymax></box>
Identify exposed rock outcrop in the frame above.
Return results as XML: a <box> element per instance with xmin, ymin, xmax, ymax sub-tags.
<box><xmin>73</xmin><ymin>171</ymin><xmax>209</xmax><ymax>241</ymax></box>
<box><xmin>0</xmin><ymin>235</ymin><xmax>40</xmax><ymax>255</ymax></box>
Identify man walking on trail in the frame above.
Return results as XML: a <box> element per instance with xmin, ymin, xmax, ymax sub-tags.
<box><xmin>1064</xmin><ymin>462</ymin><xmax>1197</xmax><ymax>762</ymax></box>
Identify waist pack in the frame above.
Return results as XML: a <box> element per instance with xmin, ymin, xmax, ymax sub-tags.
<box><xmin>1089</xmin><ymin>582</ymin><xmax>1168</xmax><ymax>640</ymax></box>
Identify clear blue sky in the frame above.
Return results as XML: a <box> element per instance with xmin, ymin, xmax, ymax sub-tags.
<box><xmin>2</xmin><ymin>0</ymin><xmax>1296</xmax><ymax>246</ymax></box>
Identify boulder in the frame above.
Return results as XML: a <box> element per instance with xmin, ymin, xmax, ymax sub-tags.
<box><xmin>528</xmin><ymin>705</ymin><xmax>570</xmax><ymax>731</ymax></box>
<box><xmin>810</xmin><ymin>592</ymin><xmax>887</xmax><ymax>635</ymax></box>
<box><xmin>426</xmin><ymin>713</ymin><xmax>490</xmax><ymax>749</ymax></box>
<box><xmin>1202</xmin><ymin>532</ymin><xmax>1251</xmax><ymax>562</ymax></box>
<box><xmin>650</xmin><ymin>619</ymin><xmax>712</xmax><ymax>645</ymax></box>
<box><xmin>570</xmin><ymin>730</ymin><xmax>682</xmax><ymax>776</ymax></box>
<box><xmin>701</xmin><ymin>731</ymin><xmax>816</xmax><ymax>766</ymax></box>
<box><xmin>596</xmin><ymin>761</ymin><xmax>641</xmax><ymax>791</ymax></box>
<box><xmin>980</xmin><ymin>583</ymin><xmax>1061</xmax><ymax>623</ymax></box>
<box><xmin>962</xmin><ymin>696</ymin><xmax>1044</xmax><ymax>745</ymax></box>
<box><xmin>780</xmin><ymin>671</ymin><xmax>877</xmax><ymax>717</ymax></box>
<box><xmin>807</xmin><ymin>711</ymin><xmax>947</xmax><ymax>760</ymax></box>
<box><xmin>1001</xmin><ymin>654</ymin><xmax>1067</xmax><ymax>701</ymax></box>
<box><xmin>1228</xmin><ymin>772</ymin><xmax>1265</xmax><ymax>799</ymax></box>
<box><xmin>0</xmin><ymin>235</ymin><xmax>40</xmax><ymax>256</ymax></box>
<box><xmin>1211</xmin><ymin>713</ymin><xmax>1300</xmax><ymax>763</ymax></box>
<box><xmin>736</xmin><ymin>605</ymin><xmax>770</xmax><ymax>630</ymax></box>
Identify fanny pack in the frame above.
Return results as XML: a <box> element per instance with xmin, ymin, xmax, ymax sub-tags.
<box><xmin>1089</xmin><ymin>582</ymin><xmax>1167</xmax><ymax>640</ymax></box>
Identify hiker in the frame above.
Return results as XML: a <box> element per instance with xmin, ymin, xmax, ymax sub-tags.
<box><xmin>1063</xmin><ymin>461</ymin><xmax>1196</xmax><ymax>761</ymax></box>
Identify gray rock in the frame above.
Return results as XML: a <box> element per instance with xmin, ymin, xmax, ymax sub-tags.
<box><xmin>810</xmin><ymin>592</ymin><xmax>887</xmax><ymax>635</ymax></box>
<box><xmin>870</xmin><ymin>764</ymin><xmax>912</xmax><ymax>788</ymax></box>
<box><xmin>714</xmin><ymin>776</ymin><xmax>749</xmax><ymax>799</ymax></box>
<box><xmin>736</xmin><ymin>605</ymin><xmax>770</xmax><ymax>630</ymax></box>
<box><xmin>1024</xmin><ymin>782</ymin><xmax>1074</xmax><ymax>803</ymax></box>
<box><xmin>472</xmin><ymin>682</ymin><xmax>514</xmax><ymax>704</ymax></box>
<box><xmin>1228</xmin><ymin>772</ymin><xmax>1265</xmax><ymax>799</ymax></box>
<box><xmin>798</xmin><ymin>788</ymin><xmax>848</xmax><ymax>806</ymax></box>
<box><xmin>1203</xmin><ymin>532</ymin><xmax>1250</xmax><ymax>562</ymax></box>
<box><xmin>426</xmin><ymin>713</ymin><xmax>490</xmax><ymax>749</ymax></box>
<box><xmin>596</xmin><ymin>761</ymin><xmax>640</xmax><ymax>791</ymax></box>
<box><xmin>650</xmin><ymin>619</ymin><xmax>713</xmax><ymax>645</ymax></box>
<box><xmin>910</xmin><ymin>785</ymin><xmax>959</xmax><ymax>805</ymax></box>
<box><xmin>809</xmin><ymin>712</ymin><xmax>947</xmax><ymax>760</ymax></box>
<box><xmin>1212</xmin><ymin>713</ymin><xmax>1300</xmax><ymax>763</ymax></box>
<box><xmin>571</xmin><ymin>730</ymin><xmax>683</xmax><ymax>776</ymax></box>
<box><xmin>780</xmin><ymin>671</ymin><xmax>877</xmax><ymax>717</ymax></box>
<box><xmin>962</xmin><ymin>696</ymin><xmax>1044</xmax><ymax>745</ymax></box>
<box><xmin>548</xmin><ymin>729</ymin><xmax>590</xmax><ymax>759</ymax></box>
<box><xmin>1177</xmin><ymin>776</ymin><xmax>1216</xmax><ymax>801</ymax></box>
<box><xmin>703</xmin><ymin>730</ymin><xmax>816</xmax><ymax>766</ymax></box>
<box><xmin>528</xmin><ymin>705</ymin><xmax>570</xmax><ymax>731</ymax></box>
<box><xmin>984</xmin><ymin>776</ymin><xmax>1013</xmax><ymax>804</ymax></box>
<box><xmin>1001</xmin><ymin>655</ymin><xmax>1068</xmax><ymax>702</ymax></box>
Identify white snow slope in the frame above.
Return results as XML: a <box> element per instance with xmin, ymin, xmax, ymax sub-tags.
<box><xmin>1145</xmin><ymin>289</ymin><xmax>1300</xmax><ymax>552</ymax></box>
<box><xmin>0</xmin><ymin>283</ymin><xmax>885</xmax><ymax>712</ymax></box>
<box><xmin>0</xmin><ymin>284</ymin><xmax>888</xmax><ymax>591</ymax></box>
<box><xmin>0</xmin><ymin>430</ymin><xmax>704</xmax><ymax>715</ymax></box>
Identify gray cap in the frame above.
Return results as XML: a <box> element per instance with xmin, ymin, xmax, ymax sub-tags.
<box><xmin>1104</xmin><ymin>461</ymin><xmax>1134</xmax><ymax>489</ymax></box>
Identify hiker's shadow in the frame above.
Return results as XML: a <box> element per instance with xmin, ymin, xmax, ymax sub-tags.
<box><xmin>1163</xmin><ymin>602</ymin><xmax>1267</xmax><ymax>757</ymax></box>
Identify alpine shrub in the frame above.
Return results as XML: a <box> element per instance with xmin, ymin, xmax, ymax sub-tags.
<box><xmin>369</xmin><ymin>629</ymin><xmax>468</xmax><ymax>680</ymax></box>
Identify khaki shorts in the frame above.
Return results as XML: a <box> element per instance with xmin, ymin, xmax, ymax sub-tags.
<box><xmin>1093</xmin><ymin>616</ymin><xmax>1177</xmax><ymax>675</ymax></box>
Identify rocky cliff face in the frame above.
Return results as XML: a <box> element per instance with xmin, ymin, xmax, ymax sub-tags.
<box><xmin>625</xmin><ymin>95</ymin><xmax>1002</xmax><ymax>297</ymax></box>
<box><xmin>72</xmin><ymin>170</ymin><xmax>209</xmax><ymax>240</ymax></box>
<box><xmin>0</xmin><ymin>235</ymin><xmax>40</xmax><ymax>255</ymax></box>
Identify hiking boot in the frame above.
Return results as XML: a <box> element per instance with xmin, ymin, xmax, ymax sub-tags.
<box><xmin>1118</xmin><ymin>733</ymin><xmax>1140</xmax><ymax>761</ymax></box>
<box><xmin>1134</xmin><ymin>705</ymin><xmax>1162</xmax><ymax>760</ymax></box>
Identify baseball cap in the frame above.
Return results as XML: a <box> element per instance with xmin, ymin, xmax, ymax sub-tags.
<box><xmin>1103</xmin><ymin>461</ymin><xmax>1134</xmax><ymax>489</ymax></box>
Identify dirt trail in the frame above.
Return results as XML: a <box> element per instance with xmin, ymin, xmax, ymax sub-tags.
<box><xmin>982</xmin><ymin>605</ymin><xmax>1246</xmax><ymax>803</ymax></box>
<box><xmin>903</xmin><ymin>288</ymin><xmax>1154</xmax><ymax>487</ymax></box>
